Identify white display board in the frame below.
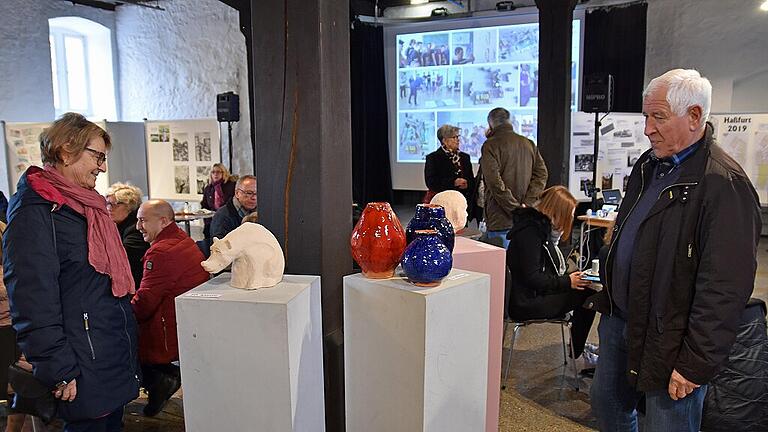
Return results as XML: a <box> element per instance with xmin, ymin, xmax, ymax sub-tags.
<box><xmin>569</xmin><ymin>111</ymin><xmax>768</xmax><ymax>205</ymax></box>
<box><xmin>0</xmin><ymin>121</ymin><xmax>136</xmax><ymax>195</ymax></box>
<box><xmin>145</xmin><ymin>119</ymin><xmax>221</xmax><ymax>202</ymax></box>
<box><xmin>709</xmin><ymin>113</ymin><xmax>768</xmax><ymax>205</ymax></box>
<box><xmin>568</xmin><ymin>112</ymin><xmax>648</xmax><ymax>201</ymax></box>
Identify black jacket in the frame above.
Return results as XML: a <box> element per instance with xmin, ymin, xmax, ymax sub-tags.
<box><xmin>210</xmin><ymin>197</ymin><xmax>242</xmax><ymax>240</ymax></box>
<box><xmin>424</xmin><ymin>148</ymin><xmax>474</xmax><ymax>203</ymax></box>
<box><xmin>587</xmin><ymin>124</ymin><xmax>761</xmax><ymax>390</ymax></box>
<box><xmin>505</xmin><ymin>207</ymin><xmax>571</xmax><ymax>318</ymax></box>
<box><xmin>116</xmin><ymin>210</ymin><xmax>149</xmax><ymax>291</ymax></box>
<box><xmin>200</xmin><ymin>180</ymin><xmax>236</xmax><ymax>212</ymax></box>
<box><xmin>3</xmin><ymin>172</ymin><xmax>140</xmax><ymax>421</ymax></box>
<box><xmin>701</xmin><ymin>298</ymin><xmax>768</xmax><ymax>432</ymax></box>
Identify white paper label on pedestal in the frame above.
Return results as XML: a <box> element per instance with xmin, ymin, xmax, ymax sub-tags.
<box><xmin>184</xmin><ymin>293</ymin><xmax>222</xmax><ymax>298</ymax></box>
<box><xmin>446</xmin><ymin>272</ymin><xmax>470</xmax><ymax>281</ymax></box>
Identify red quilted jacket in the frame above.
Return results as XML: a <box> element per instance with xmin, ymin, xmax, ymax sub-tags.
<box><xmin>131</xmin><ymin>223</ymin><xmax>209</xmax><ymax>364</ymax></box>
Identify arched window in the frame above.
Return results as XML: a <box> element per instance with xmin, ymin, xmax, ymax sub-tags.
<box><xmin>48</xmin><ymin>17</ymin><xmax>117</xmax><ymax>120</ymax></box>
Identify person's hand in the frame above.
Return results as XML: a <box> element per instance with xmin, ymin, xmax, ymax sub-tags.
<box><xmin>668</xmin><ymin>369</ymin><xmax>700</xmax><ymax>400</ymax></box>
<box><xmin>454</xmin><ymin>178</ymin><xmax>468</xmax><ymax>189</ymax></box>
<box><xmin>53</xmin><ymin>379</ymin><xmax>77</xmax><ymax>402</ymax></box>
<box><xmin>569</xmin><ymin>272</ymin><xmax>591</xmax><ymax>290</ymax></box>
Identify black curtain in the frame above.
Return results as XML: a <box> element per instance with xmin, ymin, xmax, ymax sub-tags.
<box><xmin>350</xmin><ymin>22</ymin><xmax>393</xmax><ymax>206</ymax></box>
<box><xmin>584</xmin><ymin>1</ymin><xmax>647</xmax><ymax>113</ymax></box>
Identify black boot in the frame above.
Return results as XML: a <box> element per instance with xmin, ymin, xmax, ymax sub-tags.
<box><xmin>143</xmin><ymin>371</ymin><xmax>181</xmax><ymax>417</ymax></box>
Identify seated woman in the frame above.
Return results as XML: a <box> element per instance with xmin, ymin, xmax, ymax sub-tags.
<box><xmin>201</xmin><ymin>163</ymin><xmax>237</xmax><ymax>238</ymax></box>
<box><xmin>106</xmin><ymin>182</ymin><xmax>150</xmax><ymax>291</ymax></box>
<box><xmin>505</xmin><ymin>185</ymin><xmax>596</xmax><ymax>359</ymax></box>
<box><xmin>424</xmin><ymin>124</ymin><xmax>474</xmax><ymax>205</ymax></box>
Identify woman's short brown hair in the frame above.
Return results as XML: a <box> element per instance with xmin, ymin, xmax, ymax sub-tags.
<box><xmin>535</xmin><ymin>185</ymin><xmax>577</xmax><ymax>241</ymax></box>
<box><xmin>40</xmin><ymin>112</ymin><xmax>112</xmax><ymax>165</ymax></box>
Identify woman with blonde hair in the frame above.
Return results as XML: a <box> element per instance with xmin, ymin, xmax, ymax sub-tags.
<box><xmin>201</xmin><ymin>163</ymin><xmax>236</xmax><ymax>239</ymax></box>
<box><xmin>505</xmin><ymin>185</ymin><xmax>597</xmax><ymax>359</ymax></box>
<box><xmin>106</xmin><ymin>182</ymin><xmax>149</xmax><ymax>291</ymax></box>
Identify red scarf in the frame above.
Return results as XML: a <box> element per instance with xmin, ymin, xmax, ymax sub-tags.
<box><xmin>27</xmin><ymin>166</ymin><xmax>135</xmax><ymax>297</ymax></box>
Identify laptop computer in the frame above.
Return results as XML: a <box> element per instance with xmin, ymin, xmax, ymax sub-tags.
<box><xmin>602</xmin><ymin>189</ymin><xmax>622</xmax><ymax>205</ymax></box>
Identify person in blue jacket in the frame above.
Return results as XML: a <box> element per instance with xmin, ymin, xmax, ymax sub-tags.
<box><xmin>2</xmin><ymin>113</ymin><xmax>140</xmax><ymax>431</ymax></box>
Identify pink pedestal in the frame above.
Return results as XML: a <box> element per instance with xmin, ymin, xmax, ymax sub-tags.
<box><xmin>452</xmin><ymin>236</ymin><xmax>506</xmax><ymax>432</ymax></box>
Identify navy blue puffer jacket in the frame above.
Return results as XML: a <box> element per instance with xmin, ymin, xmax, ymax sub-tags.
<box><xmin>701</xmin><ymin>298</ymin><xmax>768</xmax><ymax>431</ymax></box>
<box><xmin>2</xmin><ymin>172</ymin><xmax>140</xmax><ymax>421</ymax></box>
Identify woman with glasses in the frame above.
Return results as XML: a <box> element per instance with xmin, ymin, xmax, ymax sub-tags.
<box><xmin>424</xmin><ymin>124</ymin><xmax>475</xmax><ymax>206</ymax></box>
<box><xmin>3</xmin><ymin>113</ymin><xmax>140</xmax><ymax>431</ymax></box>
<box><xmin>200</xmin><ymin>163</ymin><xmax>236</xmax><ymax>239</ymax></box>
<box><xmin>106</xmin><ymin>182</ymin><xmax>150</xmax><ymax>291</ymax></box>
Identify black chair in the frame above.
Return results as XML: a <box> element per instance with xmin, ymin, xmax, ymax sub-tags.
<box><xmin>500</xmin><ymin>266</ymin><xmax>579</xmax><ymax>391</ymax></box>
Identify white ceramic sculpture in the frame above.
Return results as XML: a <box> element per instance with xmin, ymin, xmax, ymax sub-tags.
<box><xmin>430</xmin><ymin>190</ymin><xmax>468</xmax><ymax>233</ymax></box>
<box><xmin>201</xmin><ymin>223</ymin><xmax>285</xmax><ymax>289</ymax></box>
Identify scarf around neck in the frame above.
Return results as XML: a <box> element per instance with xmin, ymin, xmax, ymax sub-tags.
<box><xmin>213</xmin><ymin>179</ymin><xmax>224</xmax><ymax>209</ymax></box>
<box><xmin>441</xmin><ymin>145</ymin><xmax>463</xmax><ymax>175</ymax></box>
<box><xmin>27</xmin><ymin>165</ymin><xmax>135</xmax><ymax>297</ymax></box>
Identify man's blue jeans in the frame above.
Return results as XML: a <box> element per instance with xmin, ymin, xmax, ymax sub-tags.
<box><xmin>590</xmin><ymin>314</ymin><xmax>707</xmax><ymax>432</ymax></box>
<box><xmin>485</xmin><ymin>229</ymin><xmax>510</xmax><ymax>249</ymax></box>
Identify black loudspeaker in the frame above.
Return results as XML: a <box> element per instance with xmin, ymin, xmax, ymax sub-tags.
<box><xmin>582</xmin><ymin>74</ymin><xmax>613</xmax><ymax>113</ymax></box>
<box><xmin>216</xmin><ymin>92</ymin><xmax>240</xmax><ymax>122</ymax></box>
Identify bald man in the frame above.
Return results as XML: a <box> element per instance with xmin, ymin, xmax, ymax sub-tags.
<box><xmin>132</xmin><ymin>200</ymin><xmax>210</xmax><ymax>416</ymax></box>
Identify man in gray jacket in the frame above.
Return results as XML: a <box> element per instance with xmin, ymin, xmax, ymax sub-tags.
<box><xmin>480</xmin><ymin>107</ymin><xmax>548</xmax><ymax>248</ymax></box>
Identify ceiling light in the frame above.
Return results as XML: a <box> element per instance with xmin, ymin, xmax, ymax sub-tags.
<box><xmin>411</xmin><ymin>0</ymin><xmax>429</xmax><ymax>4</ymax></box>
<box><xmin>761</xmin><ymin>0</ymin><xmax>768</xmax><ymax>11</ymax></box>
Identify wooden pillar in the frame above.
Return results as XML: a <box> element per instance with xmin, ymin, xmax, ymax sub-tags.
<box><xmin>251</xmin><ymin>1</ymin><xmax>353</xmax><ymax>430</ymax></box>
<box><xmin>535</xmin><ymin>0</ymin><xmax>577</xmax><ymax>186</ymax></box>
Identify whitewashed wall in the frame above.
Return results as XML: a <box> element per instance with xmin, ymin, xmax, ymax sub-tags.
<box><xmin>0</xmin><ymin>0</ymin><xmax>116</xmax><ymax>122</ymax></box>
<box><xmin>116</xmin><ymin>0</ymin><xmax>252</xmax><ymax>175</ymax></box>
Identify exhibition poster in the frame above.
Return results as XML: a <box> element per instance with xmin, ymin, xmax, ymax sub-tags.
<box><xmin>569</xmin><ymin>112</ymin><xmax>768</xmax><ymax>205</ymax></box>
<box><xmin>145</xmin><ymin>118</ymin><xmax>221</xmax><ymax>202</ymax></box>
<box><xmin>2</xmin><ymin>121</ymin><xmax>110</xmax><ymax>194</ymax></box>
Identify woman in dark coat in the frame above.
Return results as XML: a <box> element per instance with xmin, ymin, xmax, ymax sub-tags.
<box><xmin>106</xmin><ymin>182</ymin><xmax>150</xmax><ymax>291</ymax></box>
<box><xmin>3</xmin><ymin>113</ymin><xmax>140</xmax><ymax>430</ymax></box>
<box><xmin>505</xmin><ymin>185</ymin><xmax>596</xmax><ymax>358</ymax></box>
<box><xmin>200</xmin><ymin>163</ymin><xmax>236</xmax><ymax>239</ymax></box>
<box><xmin>424</xmin><ymin>124</ymin><xmax>474</xmax><ymax>204</ymax></box>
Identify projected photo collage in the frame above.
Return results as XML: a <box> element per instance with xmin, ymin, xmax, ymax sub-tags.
<box><xmin>396</xmin><ymin>21</ymin><xmax>580</xmax><ymax>163</ymax></box>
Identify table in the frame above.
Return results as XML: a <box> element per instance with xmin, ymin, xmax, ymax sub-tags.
<box><xmin>174</xmin><ymin>212</ymin><xmax>214</xmax><ymax>236</ymax></box>
<box><xmin>576</xmin><ymin>215</ymin><xmax>615</xmax><ymax>270</ymax></box>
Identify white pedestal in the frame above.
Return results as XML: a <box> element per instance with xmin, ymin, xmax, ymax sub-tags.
<box><xmin>175</xmin><ymin>273</ymin><xmax>325</xmax><ymax>432</ymax></box>
<box><xmin>344</xmin><ymin>269</ymin><xmax>490</xmax><ymax>432</ymax></box>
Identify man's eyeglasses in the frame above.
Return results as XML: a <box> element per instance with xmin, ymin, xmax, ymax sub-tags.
<box><xmin>447</xmin><ymin>135</ymin><xmax>460</xmax><ymax>140</ymax></box>
<box><xmin>84</xmin><ymin>147</ymin><xmax>107</xmax><ymax>166</ymax></box>
<box><xmin>237</xmin><ymin>189</ymin><xmax>257</xmax><ymax>198</ymax></box>
<box><xmin>106</xmin><ymin>201</ymin><xmax>124</xmax><ymax>210</ymax></box>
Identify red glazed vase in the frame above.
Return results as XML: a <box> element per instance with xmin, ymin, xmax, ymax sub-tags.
<box><xmin>350</xmin><ymin>202</ymin><xmax>407</xmax><ymax>278</ymax></box>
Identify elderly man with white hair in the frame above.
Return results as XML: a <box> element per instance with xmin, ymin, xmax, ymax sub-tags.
<box><xmin>587</xmin><ymin>69</ymin><xmax>761</xmax><ymax>431</ymax></box>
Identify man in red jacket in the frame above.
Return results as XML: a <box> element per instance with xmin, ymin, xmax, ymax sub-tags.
<box><xmin>133</xmin><ymin>199</ymin><xmax>210</xmax><ymax>416</ymax></box>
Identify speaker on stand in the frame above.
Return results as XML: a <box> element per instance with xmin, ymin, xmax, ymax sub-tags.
<box><xmin>581</xmin><ymin>73</ymin><xmax>614</xmax><ymax>211</ymax></box>
<box><xmin>216</xmin><ymin>91</ymin><xmax>240</xmax><ymax>171</ymax></box>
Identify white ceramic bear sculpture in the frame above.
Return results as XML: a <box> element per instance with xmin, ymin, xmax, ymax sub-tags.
<box><xmin>201</xmin><ymin>223</ymin><xmax>285</xmax><ymax>290</ymax></box>
<box><xmin>430</xmin><ymin>190</ymin><xmax>468</xmax><ymax>233</ymax></box>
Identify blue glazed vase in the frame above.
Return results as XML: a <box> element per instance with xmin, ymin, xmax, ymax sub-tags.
<box><xmin>405</xmin><ymin>204</ymin><xmax>455</xmax><ymax>252</ymax></box>
<box><xmin>401</xmin><ymin>229</ymin><xmax>453</xmax><ymax>287</ymax></box>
